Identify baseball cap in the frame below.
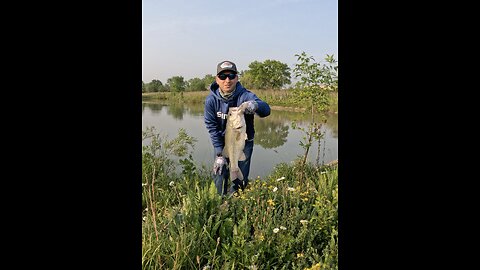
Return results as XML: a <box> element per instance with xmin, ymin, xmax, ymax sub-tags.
<box><xmin>216</xmin><ymin>61</ymin><xmax>238</xmax><ymax>75</ymax></box>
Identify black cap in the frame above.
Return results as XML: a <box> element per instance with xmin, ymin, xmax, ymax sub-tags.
<box><xmin>216</xmin><ymin>61</ymin><xmax>238</xmax><ymax>75</ymax></box>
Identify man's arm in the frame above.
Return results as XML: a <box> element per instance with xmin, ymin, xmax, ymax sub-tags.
<box><xmin>204</xmin><ymin>98</ymin><xmax>224</xmax><ymax>156</ymax></box>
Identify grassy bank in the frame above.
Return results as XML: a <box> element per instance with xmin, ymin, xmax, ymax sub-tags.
<box><xmin>142</xmin><ymin>89</ymin><xmax>338</xmax><ymax>114</ymax></box>
<box><xmin>142</xmin><ymin>127</ymin><xmax>338</xmax><ymax>270</ymax></box>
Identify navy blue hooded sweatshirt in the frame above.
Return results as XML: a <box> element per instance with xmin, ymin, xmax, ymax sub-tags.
<box><xmin>204</xmin><ymin>81</ymin><xmax>271</xmax><ymax>156</ymax></box>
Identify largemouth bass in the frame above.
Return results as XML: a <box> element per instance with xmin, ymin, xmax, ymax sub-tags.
<box><xmin>223</xmin><ymin>107</ymin><xmax>248</xmax><ymax>181</ymax></box>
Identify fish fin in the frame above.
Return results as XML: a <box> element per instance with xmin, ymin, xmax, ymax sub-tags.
<box><xmin>239</xmin><ymin>151</ymin><xmax>247</xmax><ymax>161</ymax></box>
<box><xmin>237</xmin><ymin>169</ymin><xmax>244</xmax><ymax>180</ymax></box>
<box><xmin>230</xmin><ymin>169</ymin><xmax>244</xmax><ymax>181</ymax></box>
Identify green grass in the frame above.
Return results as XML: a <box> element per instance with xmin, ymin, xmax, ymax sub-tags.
<box><xmin>142</xmin><ymin>91</ymin><xmax>209</xmax><ymax>104</ymax></box>
<box><xmin>142</xmin><ymin>89</ymin><xmax>338</xmax><ymax>114</ymax></box>
<box><xmin>142</xmin><ymin>127</ymin><xmax>338</xmax><ymax>270</ymax></box>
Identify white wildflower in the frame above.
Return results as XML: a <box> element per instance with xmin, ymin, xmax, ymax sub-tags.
<box><xmin>142</xmin><ymin>216</ymin><xmax>146</xmax><ymax>221</ymax></box>
<box><xmin>321</xmin><ymin>171</ymin><xmax>326</xmax><ymax>174</ymax></box>
<box><xmin>141</xmin><ymin>183</ymin><xmax>147</xmax><ymax>186</ymax></box>
<box><xmin>169</xmin><ymin>181</ymin><xmax>175</xmax><ymax>187</ymax></box>
<box><xmin>287</xmin><ymin>187</ymin><xmax>295</xmax><ymax>191</ymax></box>
<box><xmin>273</xmin><ymin>187</ymin><xmax>278</xmax><ymax>192</ymax></box>
<box><xmin>280</xmin><ymin>226</ymin><xmax>287</xmax><ymax>230</ymax></box>
<box><xmin>276</xmin><ymin>176</ymin><xmax>285</xmax><ymax>182</ymax></box>
<box><xmin>300</xmin><ymin>220</ymin><xmax>308</xmax><ymax>225</ymax></box>
<box><xmin>273</xmin><ymin>228</ymin><xmax>280</xmax><ymax>233</ymax></box>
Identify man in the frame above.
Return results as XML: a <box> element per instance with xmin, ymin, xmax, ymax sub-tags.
<box><xmin>204</xmin><ymin>60</ymin><xmax>271</xmax><ymax>196</ymax></box>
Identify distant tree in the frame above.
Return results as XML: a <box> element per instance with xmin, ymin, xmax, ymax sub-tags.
<box><xmin>142</xmin><ymin>81</ymin><xmax>146</xmax><ymax>93</ymax></box>
<box><xmin>146</xmin><ymin>79</ymin><xmax>164</xmax><ymax>92</ymax></box>
<box><xmin>166</xmin><ymin>76</ymin><xmax>186</xmax><ymax>92</ymax></box>
<box><xmin>238</xmin><ymin>70</ymin><xmax>256</xmax><ymax>89</ymax></box>
<box><xmin>202</xmin><ymin>74</ymin><xmax>215</xmax><ymax>90</ymax></box>
<box><xmin>243</xmin><ymin>60</ymin><xmax>291</xmax><ymax>89</ymax></box>
<box><xmin>186</xmin><ymin>77</ymin><xmax>206</xmax><ymax>91</ymax></box>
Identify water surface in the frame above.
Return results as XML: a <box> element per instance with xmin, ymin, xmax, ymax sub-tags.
<box><xmin>142</xmin><ymin>101</ymin><xmax>338</xmax><ymax>178</ymax></box>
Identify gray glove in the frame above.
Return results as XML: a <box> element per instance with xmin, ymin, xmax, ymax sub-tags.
<box><xmin>240</xmin><ymin>100</ymin><xmax>258</xmax><ymax>114</ymax></box>
<box><xmin>213</xmin><ymin>156</ymin><xmax>227</xmax><ymax>175</ymax></box>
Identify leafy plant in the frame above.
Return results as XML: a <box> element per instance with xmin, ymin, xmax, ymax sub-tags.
<box><xmin>291</xmin><ymin>52</ymin><xmax>338</xmax><ymax>177</ymax></box>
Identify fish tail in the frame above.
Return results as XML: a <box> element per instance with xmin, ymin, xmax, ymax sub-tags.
<box><xmin>230</xmin><ymin>168</ymin><xmax>244</xmax><ymax>181</ymax></box>
<box><xmin>237</xmin><ymin>169</ymin><xmax>244</xmax><ymax>180</ymax></box>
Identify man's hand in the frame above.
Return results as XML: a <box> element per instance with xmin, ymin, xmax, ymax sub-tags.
<box><xmin>213</xmin><ymin>156</ymin><xmax>227</xmax><ymax>175</ymax></box>
<box><xmin>239</xmin><ymin>100</ymin><xmax>258</xmax><ymax>114</ymax></box>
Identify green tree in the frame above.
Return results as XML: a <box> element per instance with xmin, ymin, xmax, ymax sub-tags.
<box><xmin>166</xmin><ymin>76</ymin><xmax>186</xmax><ymax>92</ymax></box>
<box><xmin>146</xmin><ymin>79</ymin><xmax>164</xmax><ymax>92</ymax></box>
<box><xmin>203</xmin><ymin>74</ymin><xmax>215</xmax><ymax>90</ymax></box>
<box><xmin>242</xmin><ymin>59</ymin><xmax>291</xmax><ymax>89</ymax></box>
<box><xmin>186</xmin><ymin>77</ymin><xmax>206</xmax><ymax>92</ymax></box>
<box><xmin>292</xmin><ymin>52</ymin><xmax>338</xmax><ymax>173</ymax></box>
<box><xmin>238</xmin><ymin>70</ymin><xmax>255</xmax><ymax>89</ymax></box>
<box><xmin>142</xmin><ymin>81</ymin><xmax>146</xmax><ymax>93</ymax></box>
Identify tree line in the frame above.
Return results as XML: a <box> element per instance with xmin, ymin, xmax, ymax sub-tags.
<box><xmin>142</xmin><ymin>55</ymin><xmax>338</xmax><ymax>93</ymax></box>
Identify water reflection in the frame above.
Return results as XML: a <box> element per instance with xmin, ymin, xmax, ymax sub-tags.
<box><xmin>142</xmin><ymin>102</ymin><xmax>166</xmax><ymax>116</ymax></box>
<box><xmin>166</xmin><ymin>103</ymin><xmax>185</xmax><ymax>120</ymax></box>
<box><xmin>326</xmin><ymin>113</ymin><xmax>338</xmax><ymax>138</ymax></box>
<box><xmin>254</xmin><ymin>118</ymin><xmax>289</xmax><ymax>149</ymax></box>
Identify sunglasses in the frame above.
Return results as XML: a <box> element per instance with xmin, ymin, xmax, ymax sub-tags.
<box><xmin>217</xmin><ymin>73</ymin><xmax>237</xmax><ymax>80</ymax></box>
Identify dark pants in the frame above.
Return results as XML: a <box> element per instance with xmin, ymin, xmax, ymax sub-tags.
<box><xmin>214</xmin><ymin>140</ymin><xmax>254</xmax><ymax>196</ymax></box>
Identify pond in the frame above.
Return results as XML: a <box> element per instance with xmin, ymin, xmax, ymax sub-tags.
<box><xmin>142</xmin><ymin>101</ymin><xmax>338</xmax><ymax>179</ymax></box>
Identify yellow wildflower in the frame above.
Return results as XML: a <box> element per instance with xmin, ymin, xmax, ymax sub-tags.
<box><xmin>256</xmin><ymin>234</ymin><xmax>264</xmax><ymax>241</ymax></box>
<box><xmin>267</xmin><ymin>199</ymin><xmax>275</xmax><ymax>206</ymax></box>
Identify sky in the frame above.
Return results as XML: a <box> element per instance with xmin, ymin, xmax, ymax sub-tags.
<box><xmin>142</xmin><ymin>0</ymin><xmax>337</xmax><ymax>83</ymax></box>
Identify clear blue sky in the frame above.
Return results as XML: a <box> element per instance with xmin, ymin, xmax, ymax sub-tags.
<box><xmin>142</xmin><ymin>0</ymin><xmax>337</xmax><ymax>83</ymax></box>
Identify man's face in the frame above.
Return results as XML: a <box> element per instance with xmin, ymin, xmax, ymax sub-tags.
<box><xmin>216</xmin><ymin>71</ymin><xmax>238</xmax><ymax>93</ymax></box>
